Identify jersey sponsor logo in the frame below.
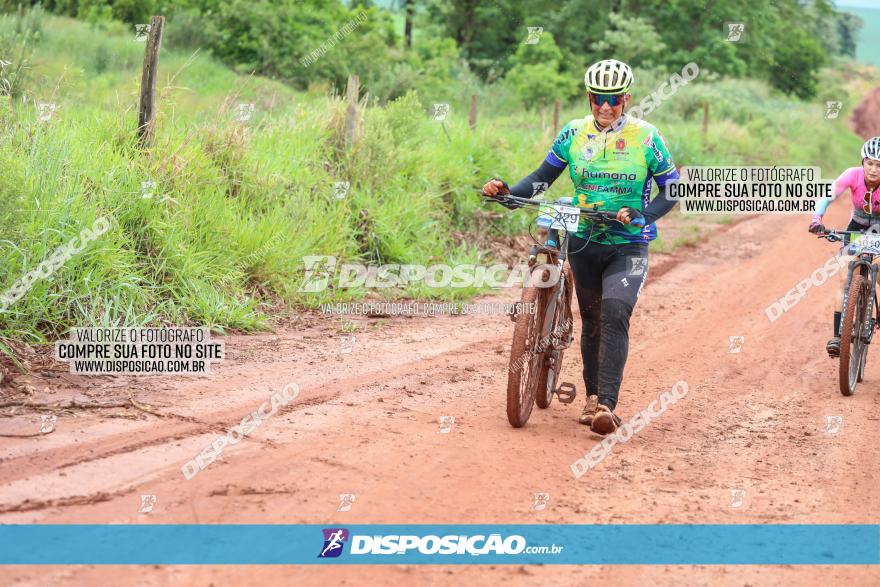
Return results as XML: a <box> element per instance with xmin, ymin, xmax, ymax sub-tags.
<box><xmin>642</xmin><ymin>135</ymin><xmax>665</xmax><ymax>163</ymax></box>
<box><xmin>553</xmin><ymin>127</ymin><xmax>577</xmax><ymax>146</ymax></box>
<box><xmin>582</xmin><ymin>170</ymin><xmax>637</xmax><ymax>181</ymax></box>
<box><xmin>616</xmin><ymin>138</ymin><xmax>626</xmax><ymax>151</ymax></box>
<box><xmin>650</xmin><ymin>140</ymin><xmax>664</xmax><ymax>162</ymax></box>
<box><xmin>581</xmin><ymin>182</ymin><xmax>632</xmax><ymax>195</ymax></box>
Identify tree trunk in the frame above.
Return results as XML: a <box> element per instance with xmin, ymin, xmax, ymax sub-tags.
<box><xmin>404</xmin><ymin>0</ymin><xmax>413</xmax><ymax>48</ymax></box>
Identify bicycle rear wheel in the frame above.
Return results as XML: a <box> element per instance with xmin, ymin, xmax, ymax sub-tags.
<box><xmin>840</xmin><ymin>274</ymin><xmax>869</xmax><ymax>396</ymax></box>
<box><xmin>506</xmin><ymin>285</ymin><xmax>548</xmax><ymax>427</ymax></box>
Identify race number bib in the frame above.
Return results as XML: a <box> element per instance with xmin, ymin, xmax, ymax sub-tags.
<box><xmin>851</xmin><ymin>233</ymin><xmax>880</xmax><ymax>249</ymax></box>
<box><xmin>537</xmin><ymin>204</ymin><xmax>581</xmax><ymax>231</ymax></box>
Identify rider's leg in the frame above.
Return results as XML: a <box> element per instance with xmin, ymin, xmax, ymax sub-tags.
<box><xmin>572</xmin><ymin>278</ymin><xmax>602</xmax><ymax>395</ymax></box>
<box><xmin>593</xmin><ymin>242</ymin><xmax>649</xmax><ymax>415</ymax></box>
<box><xmin>829</xmin><ymin>220</ymin><xmax>866</xmax><ymax>355</ymax></box>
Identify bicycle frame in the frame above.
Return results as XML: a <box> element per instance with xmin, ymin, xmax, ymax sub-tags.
<box><xmin>491</xmin><ymin>194</ymin><xmax>626</xmax><ymax>349</ymax></box>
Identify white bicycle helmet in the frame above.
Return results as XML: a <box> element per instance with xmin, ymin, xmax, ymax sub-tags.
<box><xmin>584</xmin><ymin>59</ymin><xmax>634</xmax><ymax>93</ymax></box>
<box><xmin>862</xmin><ymin>137</ymin><xmax>880</xmax><ymax>161</ymax></box>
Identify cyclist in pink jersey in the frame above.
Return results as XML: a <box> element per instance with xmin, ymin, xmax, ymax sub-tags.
<box><xmin>809</xmin><ymin>137</ymin><xmax>880</xmax><ymax>356</ymax></box>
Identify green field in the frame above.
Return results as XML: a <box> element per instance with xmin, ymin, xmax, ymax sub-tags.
<box><xmin>842</xmin><ymin>5</ymin><xmax>880</xmax><ymax>68</ymax></box>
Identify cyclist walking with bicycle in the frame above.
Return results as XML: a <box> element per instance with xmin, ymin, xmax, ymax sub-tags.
<box><xmin>809</xmin><ymin>137</ymin><xmax>880</xmax><ymax>357</ymax></box>
<box><xmin>482</xmin><ymin>59</ymin><xmax>680</xmax><ymax>434</ymax></box>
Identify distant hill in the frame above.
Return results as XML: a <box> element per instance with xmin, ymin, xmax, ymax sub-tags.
<box><xmin>836</xmin><ymin>4</ymin><xmax>880</xmax><ymax>67</ymax></box>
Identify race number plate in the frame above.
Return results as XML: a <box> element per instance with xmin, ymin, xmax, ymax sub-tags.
<box><xmin>537</xmin><ymin>204</ymin><xmax>581</xmax><ymax>231</ymax></box>
<box><xmin>851</xmin><ymin>233</ymin><xmax>880</xmax><ymax>249</ymax></box>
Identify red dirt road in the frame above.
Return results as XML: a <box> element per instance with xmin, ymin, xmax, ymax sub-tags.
<box><xmin>1</xmin><ymin>204</ymin><xmax>879</xmax><ymax>586</ymax></box>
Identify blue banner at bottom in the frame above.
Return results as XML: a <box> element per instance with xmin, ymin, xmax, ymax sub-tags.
<box><xmin>1</xmin><ymin>524</ymin><xmax>878</xmax><ymax>565</ymax></box>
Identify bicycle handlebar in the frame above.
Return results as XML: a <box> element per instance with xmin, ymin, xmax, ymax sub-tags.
<box><xmin>819</xmin><ymin>230</ymin><xmax>866</xmax><ymax>243</ymax></box>
<box><xmin>820</xmin><ymin>229</ymin><xmax>880</xmax><ymax>255</ymax></box>
<box><xmin>482</xmin><ymin>193</ymin><xmax>642</xmax><ymax>226</ymax></box>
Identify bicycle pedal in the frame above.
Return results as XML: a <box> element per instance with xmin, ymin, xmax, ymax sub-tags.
<box><xmin>555</xmin><ymin>382</ymin><xmax>577</xmax><ymax>404</ymax></box>
<box><xmin>555</xmin><ymin>335</ymin><xmax>573</xmax><ymax>350</ymax></box>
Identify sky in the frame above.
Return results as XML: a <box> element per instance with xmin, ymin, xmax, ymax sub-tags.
<box><xmin>838</xmin><ymin>1</ymin><xmax>880</xmax><ymax>8</ymax></box>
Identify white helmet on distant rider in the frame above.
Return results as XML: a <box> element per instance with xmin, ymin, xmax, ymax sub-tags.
<box><xmin>862</xmin><ymin>137</ymin><xmax>880</xmax><ymax>161</ymax></box>
<box><xmin>584</xmin><ymin>59</ymin><xmax>634</xmax><ymax>94</ymax></box>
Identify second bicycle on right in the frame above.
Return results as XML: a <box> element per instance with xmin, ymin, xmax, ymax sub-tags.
<box><xmin>810</xmin><ymin>136</ymin><xmax>880</xmax><ymax>395</ymax></box>
<box><xmin>818</xmin><ymin>228</ymin><xmax>880</xmax><ymax>395</ymax></box>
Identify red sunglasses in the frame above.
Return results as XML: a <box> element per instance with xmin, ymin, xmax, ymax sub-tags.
<box><xmin>588</xmin><ymin>92</ymin><xmax>626</xmax><ymax>107</ymax></box>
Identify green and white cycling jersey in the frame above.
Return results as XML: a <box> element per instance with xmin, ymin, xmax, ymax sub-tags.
<box><xmin>545</xmin><ymin>114</ymin><xmax>678</xmax><ymax>244</ymax></box>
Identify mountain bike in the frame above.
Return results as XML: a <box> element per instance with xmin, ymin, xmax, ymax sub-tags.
<box><xmin>820</xmin><ymin>229</ymin><xmax>880</xmax><ymax>396</ymax></box>
<box><xmin>485</xmin><ymin>194</ymin><xmax>644</xmax><ymax>427</ymax></box>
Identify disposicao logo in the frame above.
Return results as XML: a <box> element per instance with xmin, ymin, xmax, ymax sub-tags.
<box><xmin>318</xmin><ymin>528</ymin><xmax>349</xmax><ymax>558</ymax></box>
<box><xmin>316</xmin><ymin>530</ymin><xmax>563</xmax><ymax>558</ymax></box>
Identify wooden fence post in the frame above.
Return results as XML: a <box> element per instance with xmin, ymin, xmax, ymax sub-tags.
<box><xmin>702</xmin><ymin>102</ymin><xmax>709</xmax><ymax>137</ymax></box>
<box><xmin>345</xmin><ymin>74</ymin><xmax>360</xmax><ymax>149</ymax></box>
<box><xmin>469</xmin><ymin>95</ymin><xmax>477</xmax><ymax>130</ymax></box>
<box><xmin>137</xmin><ymin>16</ymin><xmax>165</xmax><ymax>148</ymax></box>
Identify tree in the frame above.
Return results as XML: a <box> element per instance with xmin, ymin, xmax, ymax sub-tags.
<box><xmin>203</xmin><ymin>0</ymin><xmax>396</xmax><ymax>92</ymax></box>
<box><xmin>404</xmin><ymin>0</ymin><xmax>413</xmax><ymax>48</ymax></box>
<box><xmin>591</xmin><ymin>13</ymin><xmax>666</xmax><ymax>68</ymax></box>
<box><xmin>837</xmin><ymin>12</ymin><xmax>864</xmax><ymax>59</ymax></box>
<box><xmin>503</xmin><ymin>32</ymin><xmax>577</xmax><ymax>110</ymax></box>
<box><xmin>424</xmin><ymin>0</ymin><xmax>527</xmax><ymax>80</ymax></box>
<box><xmin>768</xmin><ymin>27</ymin><xmax>827</xmax><ymax>99</ymax></box>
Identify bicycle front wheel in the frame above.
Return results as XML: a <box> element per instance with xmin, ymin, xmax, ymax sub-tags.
<box><xmin>840</xmin><ymin>274</ymin><xmax>869</xmax><ymax>396</ymax></box>
<box><xmin>506</xmin><ymin>285</ymin><xmax>548</xmax><ymax>427</ymax></box>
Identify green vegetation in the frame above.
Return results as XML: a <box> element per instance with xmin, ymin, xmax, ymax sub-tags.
<box><xmin>0</xmin><ymin>4</ymin><xmax>877</xmax><ymax>344</ymax></box>
<box><xmin>7</xmin><ymin>0</ymin><xmax>866</xmax><ymax>102</ymax></box>
<box><xmin>844</xmin><ymin>6</ymin><xmax>880</xmax><ymax>68</ymax></box>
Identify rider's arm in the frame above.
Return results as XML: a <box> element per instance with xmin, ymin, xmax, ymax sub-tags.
<box><xmin>642</xmin><ymin>181</ymin><xmax>679</xmax><ymax>225</ymax></box>
<box><xmin>642</xmin><ymin>167</ymin><xmax>679</xmax><ymax>226</ymax></box>
<box><xmin>507</xmin><ymin>159</ymin><xmax>566</xmax><ymax>198</ymax></box>
<box><xmin>814</xmin><ymin>167</ymin><xmax>857</xmax><ymax>221</ymax></box>
<box><xmin>505</xmin><ymin>122</ymin><xmax>574</xmax><ymax>199</ymax></box>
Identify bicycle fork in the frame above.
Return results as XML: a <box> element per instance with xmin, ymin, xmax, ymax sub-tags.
<box><xmin>866</xmin><ymin>262</ymin><xmax>879</xmax><ymax>344</ymax></box>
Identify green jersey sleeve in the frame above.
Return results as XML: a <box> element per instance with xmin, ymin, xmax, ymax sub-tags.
<box><xmin>545</xmin><ymin>120</ymin><xmax>580</xmax><ymax>169</ymax></box>
<box><xmin>644</xmin><ymin>128</ymin><xmax>677</xmax><ymax>185</ymax></box>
